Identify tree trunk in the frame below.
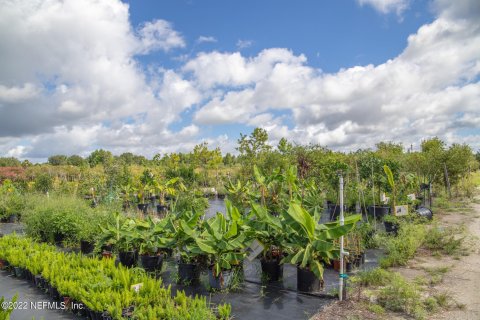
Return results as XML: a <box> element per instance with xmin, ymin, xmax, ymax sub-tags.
<box><xmin>443</xmin><ymin>163</ymin><xmax>451</xmax><ymax>198</ymax></box>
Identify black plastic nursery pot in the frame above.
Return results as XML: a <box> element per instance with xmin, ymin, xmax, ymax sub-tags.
<box><xmin>101</xmin><ymin>244</ymin><xmax>113</xmax><ymax>252</ymax></box>
<box><xmin>260</xmin><ymin>258</ymin><xmax>283</xmax><ymax>282</ymax></box>
<box><xmin>328</xmin><ymin>204</ymin><xmax>347</xmax><ymax>221</ymax></box>
<box><xmin>297</xmin><ymin>266</ymin><xmax>321</xmax><ymax>293</ymax></box>
<box><xmin>87</xmin><ymin>309</ymin><xmax>104</xmax><ymax>320</ymax></box>
<box><xmin>178</xmin><ymin>262</ymin><xmax>200</xmax><ymax>284</ymax></box>
<box><xmin>80</xmin><ymin>240</ymin><xmax>95</xmax><ymax>254</ymax></box>
<box><xmin>384</xmin><ymin>221</ymin><xmax>399</xmax><ymax>235</ymax></box>
<box><xmin>34</xmin><ymin>274</ymin><xmax>43</xmax><ymax>288</ymax></box>
<box><xmin>72</xmin><ymin>301</ymin><xmax>87</xmax><ymax>316</ymax></box>
<box><xmin>119</xmin><ymin>250</ymin><xmax>138</xmax><ymax>267</ymax></box>
<box><xmin>415</xmin><ymin>206</ymin><xmax>433</xmax><ymax>220</ymax></box>
<box><xmin>368</xmin><ymin>205</ymin><xmax>390</xmax><ymax>219</ymax></box>
<box><xmin>53</xmin><ymin>232</ymin><xmax>66</xmax><ymax>244</ymax></box>
<box><xmin>48</xmin><ymin>285</ymin><xmax>61</xmax><ymax>301</ymax></box>
<box><xmin>137</xmin><ymin>203</ymin><xmax>148</xmax><ymax>214</ymax></box>
<box><xmin>140</xmin><ymin>254</ymin><xmax>163</xmax><ymax>271</ymax></box>
<box><xmin>156</xmin><ymin>205</ymin><xmax>168</xmax><ymax>215</ymax></box>
<box><xmin>208</xmin><ymin>268</ymin><xmax>235</xmax><ymax>290</ymax></box>
<box><xmin>13</xmin><ymin>266</ymin><xmax>25</xmax><ymax>278</ymax></box>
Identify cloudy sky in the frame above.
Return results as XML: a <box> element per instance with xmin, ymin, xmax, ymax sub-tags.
<box><xmin>0</xmin><ymin>0</ymin><xmax>479</xmax><ymax>161</ymax></box>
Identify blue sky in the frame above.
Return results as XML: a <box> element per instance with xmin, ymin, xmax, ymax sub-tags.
<box><xmin>128</xmin><ymin>0</ymin><xmax>434</xmax><ymax>72</ymax></box>
<box><xmin>0</xmin><ymin>0</ymin><xmax>479</xmax><ymax>161</ymax></box>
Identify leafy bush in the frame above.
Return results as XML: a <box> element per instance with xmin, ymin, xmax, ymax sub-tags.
<box><xmin>22</xmin><ymin>194</ymin><xmax>113</xmax><ymax>245</ymax></box>
<box><xmin>424</xmin><ymin>224</ymin><xmax>467</xmax><ymax>256</ymax></box>
<box><xmin>354</xmin><ymin>268</ymin><xmax>394</xmax><ymax>287</ymax></box>
<box><xmin>377</xmin><ymin>273</ymin><xmax>426</xmax><ymax>319</ymax></box>
<box><xmin>380</xmin><ymin>222</ymin><xmax>426</xmax><ymax>268</ymax></box>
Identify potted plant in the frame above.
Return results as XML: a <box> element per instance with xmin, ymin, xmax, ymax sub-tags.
<box><xmin>383</xmin><ymin>214</ymin><xmax>399</xmax><ymax>235</ymax></box>
<box><xmin>174</xmin><ymin>211</ymin><xmax>209</xmax><ymax>284</ymax></box>
<box><xmin>281</xmin><ymin>202</ymin><xmax>360</xmax><ymax>292</ymax></box>
<box><xmin>133</xmin><ymin>217</ymin><xmax>168</xmax><ymax>272</ymax></box>
<box><xmin>154</xmin><ymin>177</ymin><xmax>183</xmax><ymax>215</ymax></box>
<box><xmin>98</xmin><ymin>213</ymin><xmax>138</xmax><ymax>267</ymax></box>
<box><xmin>194</xmin><ymin>203</ymin><xmax>248</xmax><ymax>290</ymax></box>
<box><xmin>248</xmin><ymin>202</ymin><xmax>284</xmax><ymax>282</ymax></box>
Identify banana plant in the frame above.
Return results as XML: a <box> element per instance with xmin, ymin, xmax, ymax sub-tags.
<box><xmin>248</xmin><ymin>202</ymin><xmax>285</xmax><ymax>260</ymax></box>
<box><xmin>193</xmin><ymin>200</ymin><xmax>250</xmax><ymax>276</ymax></box>
<box><xmin>383</xmin><ymin>164</ymin><xmax>396</xmax><ymax>213</ymax></box>
<box><xmin>97</xmin><ymin>212</ymin><xmax>137</xmax><ymax>252</ymax></box>
<box><xmin>174</xmin><ymin>210</ymin><xmax>209</xmax><ymax>264</ymax></box>
<box><xmin>224</xmin><ymin>179</ymin><xmax>254</xmax><ymax>212</ymax></box>
<box><xmin>132</xmin><ymin>217</ymin><xmax>168</xmax><ymax>255</ymax></box>
<box><xmin>281</xmin><ymin>202</ymin><xmax>361</xmax><ymax>280</ymax></box>
<box><xmin>154</xmin><ymin>177</ymin><xmax>184</xmax><ymax>206</ymax></box>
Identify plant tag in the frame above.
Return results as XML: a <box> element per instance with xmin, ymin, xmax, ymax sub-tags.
<box><xmin>395</xmin><ymin>205</ymin><xmax>408</xmax><ymax>216</ymax></box>
<box><xmin>245</xmin><ymin>239</ymin><xmax>265</xmax><ymax>262</ymax></box>
<box><xmin>380</xmin><ymin>192</ymin><xmax>386</xmax><ymax>202</ymax></box>
<box><xmin>407</xmin><ymin>194</ymin><xmax>416</xmax><ymax>200</ymax></box>
<box><xmin>131</xmin><ymin>283</ymin><xmax>143</xmax><ymax>292</ymax></box>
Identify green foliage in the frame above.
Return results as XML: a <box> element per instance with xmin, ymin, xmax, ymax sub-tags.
<box><xmin>0</xmin><ymin>294</ymin><xmax>17</xmax><ymax>320</ymax></box>
<box><xmin>22</xmin><ymin>194</ymin><xmax>113</xmax><ymax>244</ymax></box>
<box><xmin>424</xmin><ymin>224</ymin><xmax>467</xmax><ymax>256</ymax></box>
<box><xmin>0</xmin><ymin>157</ymin><xmax>21</xmax><ymax>167</ymax></box>
<box><xmin>353</xmin><ymin>268</ymin><xmax>394</xmax><ymax>287</ymax></box>
<box><xmin>194</xmin><ymin>201</ymin><xmax>249</xmax><ymax>276</ymax></box>
<box><xmin>0</xmin><ymin>235</ymin><xmax>218</xmax><ymax>319</ymax></box>
<box><xmin>34</xmin><ymin>173</ymin><xmax>53</xmax><ymax>193</ymax></box>
<box><xmin>48</xmin><ymin>155</ymin><xmax>68</xmax><ymax>166</ymax></box>
<box><xmin>218</xmin><ymin>303</ymin><xmax>232</xmax><ymax>320</ymax></box>
<box><xmin>380</xmin><ymin>222</ymin><xmax>426</xmax><ymax>268</ymax></box>
<box><xmin>282</xmin><ymin>201</ymin><xmax>361</xmax><ymax>280</ymax></box>
<box><xmin>0</xmin><ymin>180</ymin><xmax>24</xmax><ymax>220</ymax></box>
<box><xmin>377</xmin><ymin>273</ymin><xmax>426</xmax><ymax>319</ymax></box>
<box><xmin>87</xmin><ymin>149</ymin><xmax>113</xmax><ymax>167</ymax></box>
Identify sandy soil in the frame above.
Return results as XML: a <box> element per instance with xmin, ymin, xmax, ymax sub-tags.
<box><xmin>312</xmin><ymin>191</ymin><xmax>480</xmax><ymax>320</ymax></box>
<box><xmin>430</xmin><ymin>200</ymin><xmax>480</xmax><ymax>320</ymax></box>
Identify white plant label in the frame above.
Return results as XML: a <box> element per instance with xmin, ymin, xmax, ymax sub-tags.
<box><xmin>395</xmin><ymin>205</ymin><xmax>408</xmax><ymax>216</ymax></box>
<box><xmin>407</xmin><ymin>193</ymin><xmax>416</xmax><ymax>201</ymax></box>
<box><xmin>131</xmin><ymin>283</ymin><xmax>143</xmax><ymax>292</ymax></box>
<box><xmin>245</xmin><ymin>239</ymin><xmax>265</xmax><ymax>262</ymax></box>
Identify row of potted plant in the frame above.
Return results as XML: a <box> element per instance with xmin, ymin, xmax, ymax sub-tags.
<box><xmin>0</xmin><ymin>235</ymin><xmax>228</xmax><ymax>320</ymax></box>
<box><xmin>94</xmin><ymin>199</ymin><xmax>360</xmax><ymax>292</ymax></box>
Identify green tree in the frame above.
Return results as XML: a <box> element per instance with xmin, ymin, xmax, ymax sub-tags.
<box><xmin>223</xmin><ymin>153</ymin><xmax>235</xmax><ymax>166</ymax></box>
<box><xmin>34</xmin><ymin>173</ymin><xmax>53</xmax><ymax>193</ymax></box>
<box><xmin>87</xmin><ymin>149</ymin><xmax>113</xmax><ymax>167</ymax></box>
<box><xmin>445</xmin><ymin>143</ymin><xmax>474</xmax><ymax>186</ymax></box>
<box><xmin>67</xmin><ymin>155</ymin><xmax>86</xmax><ymax>166</ymax></box>
<box><xmin>277</xmin><ymin>137</ymin><xmax>293</xmax><ymax>155</ymax></box>
<box><xmin>47</xmin><ymin>155</ymin><xmax>68</xmax><ymax>166</ymax></box>
<box><xmin>0</xmin><ymin>157</ymin><xmax>21</xmax><ymax>167</ymax></box>
<box><xmin>237</xmin><ymin>128</ymin><xmax>272</xmax><ymax>173</ymax></box>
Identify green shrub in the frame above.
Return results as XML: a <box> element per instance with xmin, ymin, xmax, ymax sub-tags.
<box><xmin>367</xmin><ymin>303</ymin><xmax>385</xmax><ymax>315</ymax></box>
<box><xmin>354</xmin><ymin>268</ymin><xmax>394</xmax><ymax>287</ymax></box>
<box><xmin>22</xmin><ymin>194</ymin><xmax>114</xmax><ymax>245</ymax></box>
<box><xmin>377</xmin><ymin>273</ymin><xmax>426</xmax><ymax>319</ymax></box>
<box><xmin>424</xmin><ymin>224</ymin><xmax>467</xmax><ymax>256</ymax></box>
<box><xmin>380</xmin><ymin>222</ymin><xmax>426</xmax><ymax>267</ymax></box>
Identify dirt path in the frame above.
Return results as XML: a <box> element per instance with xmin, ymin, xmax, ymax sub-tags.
<box><xmin>393</xmin><ymin>194</ymin><xmax>480</xmax><ymax>320</ymax></box>
<box><xmin>432</xmin><ymin>199</ymin><xmax>480</xmax><ymax>319</ymax></box>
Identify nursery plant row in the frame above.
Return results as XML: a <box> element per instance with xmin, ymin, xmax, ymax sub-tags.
<box><xmin>0</xmin><ymin>234</ymin><xmax>230</xmax><ymax>320</ymax></box>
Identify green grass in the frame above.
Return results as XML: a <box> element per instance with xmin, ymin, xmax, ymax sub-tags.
<box><xmin>380</xmin><ymin>222</ymin><xmax>426</xmax><ymax>268</ymax></box>
<box><xmin>424</xmin><ymin>224</ymin><xmax>468</xmax><ymax>257</ymax></box>
<box><xmin>424</xmin><ymin>266</ymin><xmax>450</xmax><ymax>285</ymax></box>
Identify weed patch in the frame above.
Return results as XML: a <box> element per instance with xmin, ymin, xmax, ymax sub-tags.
<box><xmin>380</xmin><ymin>223</ymin><xmax>426</xmax><ymax>268</ymax></box>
